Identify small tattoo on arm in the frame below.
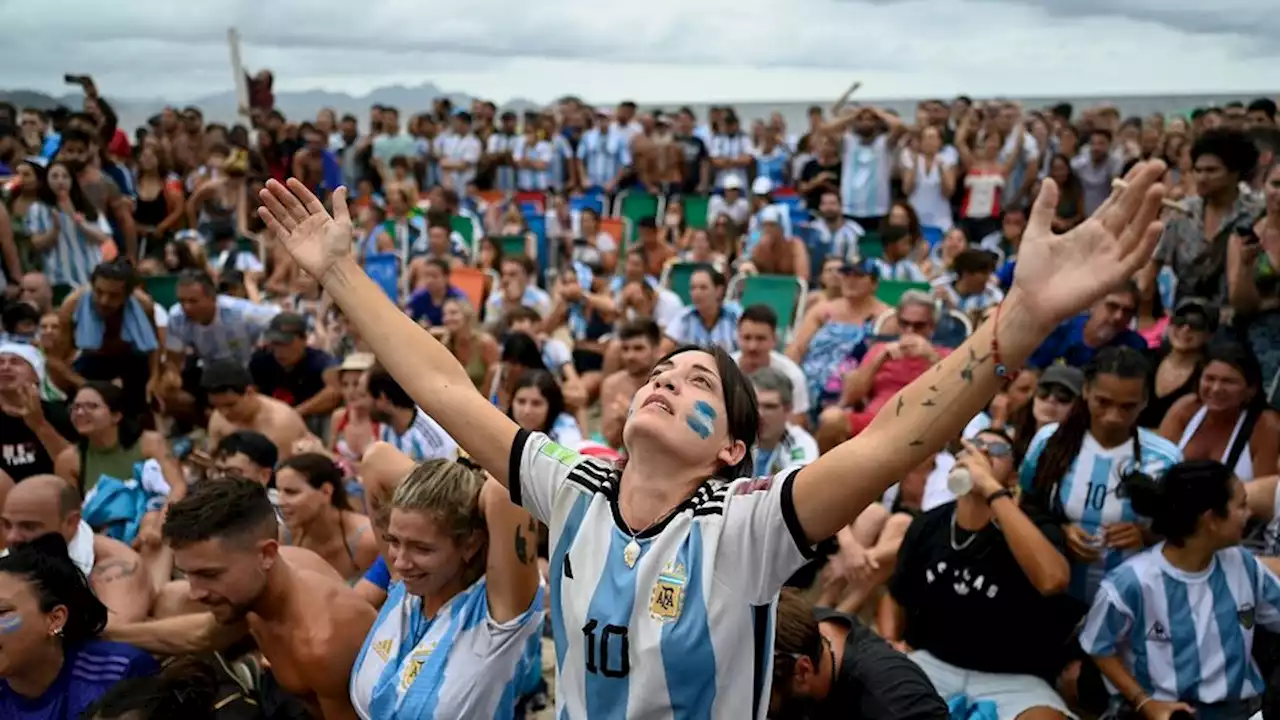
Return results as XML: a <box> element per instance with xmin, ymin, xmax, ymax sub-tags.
<box><xmin>514</xmin><ymin>527</ymin><xmax>530</xmax><ymax>565</ymax></box>
<box><xmin>895</xmin><ymin>396</ymin><xmax>904</xmax><ymax>416</ymax></box>
<box><xmin>92</xmin><ymin>558</ymin><xmax>139</xmax><ymax>584</ymax></box>
<box><xmin>922</xmin><ymin>399</ymin><xmax>937</xmax><ymax>407</ymax></box>
<box><xmin>909</xmin><ymin>439</ymin><xmax>924</xmax><ymax>447</ymax></box>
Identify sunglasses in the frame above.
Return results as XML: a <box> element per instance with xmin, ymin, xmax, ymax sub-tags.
<box><xmin>898</xmin><ymin>319</ymin><xmax>932</xmax><ymax>334</ymax></box>
<box><xmin>972</xmin><ymin>438</ymin><xmax>1012</xmax><ymax>458</ymax></box>
<box><xmin>1171</xmin><ymin>314</ymin><xmax>1209</xmax><ymax>332</ymax></box>
<box><xmin>1036</xmin><ymin>384</ymin><xmax>1077</xmax><ymax>404</ymax></box>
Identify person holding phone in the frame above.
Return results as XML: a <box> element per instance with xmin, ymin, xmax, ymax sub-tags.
<box><xmin>1226</xmin><ymin>160</ymin><xmax>1280</xmax><ymax>406</ymax></box>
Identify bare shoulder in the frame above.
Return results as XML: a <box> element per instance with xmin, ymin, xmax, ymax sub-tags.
<box><xmin>90</xmin><ymin>536</ymin><xmax>143</xmax><ymax>582</ymax></box>
<box><xmin>279</xmin><ymin>546</ymin><xmax>345</xmax><ymax>582</ymax></box>
<box><xmin>599</xmin><ymin>370</ymin><xmax>627</xmax><ymax>397</ymax></box>
<box><xmin>1165</xmin><ymin>395</ymin><xmax>1200</xmax><ymax>424</ymax></box>
<box><xmin>1257</xmin><ymin>410</ymin><xmax>1280</xmax><ymax>437</ymax></box>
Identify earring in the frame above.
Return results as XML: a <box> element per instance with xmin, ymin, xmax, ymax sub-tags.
<box><xmin>51</xmin><ymin>626</ymin><xmax>64</xmax><ymax>638</ymax></box>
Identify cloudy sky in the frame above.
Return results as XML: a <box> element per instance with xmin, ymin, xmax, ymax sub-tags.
<box><xmin>3</xmin><ymin>0</ymin><xmax>1274</xmax><ymax>104</ymax></box>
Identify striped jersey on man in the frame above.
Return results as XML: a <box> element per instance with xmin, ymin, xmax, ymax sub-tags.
<box><xmin>377</xmin><ymin>408</ymin><xmax>458</xmax><ymax>462</ymax></box>
<box><xmin>509</xmin><ymin>430</ymin><xmax>815</xmax><ymax>719</ymax></box>
<box><xmin>1079</xmin><ymin>544</ymin><xmax>1280</xmax><ymax>705</ymax></box>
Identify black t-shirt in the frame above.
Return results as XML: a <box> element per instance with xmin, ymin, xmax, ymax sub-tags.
<box><xmin>810</xmin><ymin>608</ymin><xmax>949</xmax><ymax>720</ymax></box>
<box><xmin>0</xmin><ymin>401</ymin><xmax>78</xmax><ymax>482</ymax></box>
<box><xmin>248</xmin><ymin>348</ymin><xmax>334</xmax><ymax>411</ymax></box>
<box><xmin>799</xmin><ymin>159</ymin><xmax>842</xmax><ymax>210</ymax></box>
<box><xmin>673</xmin><ymin>134</ymin><xmax>709</xmax><ymax>194</ymax></box>
<box><xmin>889</xmin><ymin>502</ymin><xmax>1079</xmax><ymax>680</ymax></box>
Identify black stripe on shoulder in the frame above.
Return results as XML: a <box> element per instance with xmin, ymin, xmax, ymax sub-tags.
<box><xmin>508</xmin><ymin>428</ymin><xmax>532</xmax><ymax>506</ymax></box>
<box><xmin>778</xmin><ymin>467</ymin><xmax>817</xmax><ymax>560</ymax></box>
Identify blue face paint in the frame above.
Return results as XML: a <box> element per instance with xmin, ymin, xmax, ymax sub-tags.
<box><xmin>686</xmin><ymin>400</ymin><xmax>717</xmax><ymax>440</ymax></box>
<box><xmin>0</xmin><ymin>615</ymin><xmax>23</xmax><ymax>635</ymax></box>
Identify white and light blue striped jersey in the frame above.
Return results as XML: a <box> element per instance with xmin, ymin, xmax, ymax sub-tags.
<box><xmin>484</xmin><ymin>285</ymin><xmax>553</xmax><ymax>321</ymax></box>
<box><xmin>929</xmin><ymin>276</ymin><xmax>1004</xmax><ymax>315</ymax></box>
<box><xmin>872</xmin><ymin>257</ymin><xmax>928</xmax><ymax>283</ymax></box>
<box><xmin>436</xmin><ymin>132</ymin><xmax>483</xmax><ymax>192</ymax></box>
<box><xmin>709</xmin><ymin>133</ymin><xmax>752</xmax><ymax>189</ymax></box>
<box><xmin>840</xmin><ymin>133</ymin><xmax>892</xmax><ymax>218</ymax></box>
<box><xmin>1079</xmin><ymin>545</ymin><xmax>1280</xmax><ymax>705</ymax></box>
<box><xmin>378</xmin><ymin>409</ymin><xmax>458</xmax><ymax>462</ymax></box>
<box><xmin>25</xmin><ymin>202</ymin><xmax>106</xmax><ymax>288</ymax></box>
<box><xmin>486</xmin><ymin>132</ymin><xmax>519</xmax><ymax>192</ymax></box>
<box><xmin>350</xmin><ymin>577</ymin><xmax>545</xmax><ymax>719</ymax></box>
<box><xmin>512</xmin><ymin>136</ymin><xmax>554</xmax><ymax>192</ymax></box>
<box><xmin>806</xmin><ymin>218</ymin><xmax>865</xmax><ymax>263</ymax></box>
<box><xmin>576</xmin><ymin>129</ymin><xmax>630</xmax><ymax>189</ymax></box>
<box><xmin>165</xmin><ymin>295</ymin><xmax>281</xmax><ymax>367</ymax></box>
<box><xmin>664</xmin><ymin>304</ymin><xmax>742</xmax><ymax>353</ymax></box>
<box><xmin>1020</xmin><ymin>423</ymin><xmax>1183</xmax><ymax>602</ymax></box>
<box><xmin>752</xmin><ymin>146</ymin><xmax>790</xmax><ymax>189</ymax></box>
<box><xmin>509</xmin><ymin>430</ymin><xmax>814</xmax><ymax>719</ymax></box>
<box><xmin>549</xmin><ymin>134</ymin><xmax>574</xmax><ymax>191</ymax></box>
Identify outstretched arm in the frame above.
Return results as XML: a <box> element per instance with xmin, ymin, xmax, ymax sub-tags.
<box><xmin>257</xmin><ymin>179</ymin><xmax>521</xmax><ymax>487</ymax></box>
<box><xmin>790</xmin><ymin>161</ymin><xmax>1169</xmax><ymax>543</ymax></box>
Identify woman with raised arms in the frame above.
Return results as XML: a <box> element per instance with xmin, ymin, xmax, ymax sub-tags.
<box><xmin>256</xmin><ymin>160</ymin><xmax>1171</xmax><ymax>719</ymax></box>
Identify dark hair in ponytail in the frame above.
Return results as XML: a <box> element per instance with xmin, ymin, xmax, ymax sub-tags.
<box><xmin>1029</xmin><ymin>348</ymin><xmax>1150</xmax><ymax>514</ymax></box>
<box><xmin>0</xmin><ymin>532</ymin><xmax>108</xmax><ymax>647</ymax></box>
<box><xmin>1122</xmin><ymin>459</ymin><xmax>1236</xmax><ymax>545</ymax></box>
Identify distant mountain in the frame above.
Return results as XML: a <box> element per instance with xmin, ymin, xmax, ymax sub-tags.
<box><xmin>0</xmin><ymin>82</ymin><xmax>543</xmax><ymax>133</ymax></box>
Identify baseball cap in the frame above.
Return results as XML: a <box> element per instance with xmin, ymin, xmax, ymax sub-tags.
<box><xmin>1038</xmin><ymin>364</ymin><xmax>1084</xmax><ymax>396</ymax></box>
<box><xmin>0</xmin><ymin>342</ymin><xmax>46</xmax><ymax>383</ymax></box>
<box><xmin>758</xmin><ymin>206</ymin><xmax>784</xmax><ymax>226</ymax></box>
<box><xmin>751</xmin><ymin>176</ymin><xmax>773</xmax><ymax>196</ymax></box>
<box><xmin>1173</xmin><ymin>297</ymin><xmax>1218</xmax><ymax>331</ymax></box>
<box><xmin>264</xmin><ymin>312</ymin><xmax>308</xmax><ymax>344</ymax></box>
<box><xmin>722</xmin><ymin>176</ymin><xmax>744</xmax><ymax>191</ymax></box>
<box><xmin>839</xmin><ymin>257</ymin><xmax>877</xmax><ymax>276</ymax></box>
<box><xmin>340</xmin><ymin>352</ymin><xmax>376</xmax><ymax>372</ymax></box>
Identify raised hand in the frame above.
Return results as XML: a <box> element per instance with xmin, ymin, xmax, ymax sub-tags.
<box><xmin>1012</xmin><ymin>160</ymin><xmax>1167</xmax><ymax>330</ymax></box>
<box><xmin>257</xmin><ymin>179</ymin><xmax>354</xmax><ymax>282</ymax></box>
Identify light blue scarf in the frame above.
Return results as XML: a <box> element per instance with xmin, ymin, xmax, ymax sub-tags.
<box><xmin>73</xmin><ymin>291</ymin><xmax>158</xmax><ymax>353</ymax></box>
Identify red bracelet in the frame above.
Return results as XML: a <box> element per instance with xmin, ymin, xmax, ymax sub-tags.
<box><xmin>992</xmin><ymin>301</ymin><xmax>1009</xmax><ymax>380</ymax></box>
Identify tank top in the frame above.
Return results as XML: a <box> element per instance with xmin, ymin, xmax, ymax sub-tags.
<box><xmin>80</xmin><ymin>440</ymin><xmax>145</xmax><ymax>495</ymax></box>
<box><xmin>1176</xmin><ymin>406</ymin><xmax>1256</xmax><ymax>482</ymax></box>
<box><xmin>133</xmin><ymin>187</ymin><xmax>168</xmax><ymax>228</ymax></box>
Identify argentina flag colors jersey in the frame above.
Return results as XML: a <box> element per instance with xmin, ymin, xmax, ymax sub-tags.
<box><xmin>1020</xmin><ymin>423</ymin><xmax>1182</xmax><ymax>603</ymax></box>
<box><xmin>508</xmin><ymin>429</ymin><xmax>816</xmax><ymax>719</ymax></box>
<box><xmin>1079</xmin><ymin>544</ymin><xmax>1280</xmax><ymax>705</ymax></box>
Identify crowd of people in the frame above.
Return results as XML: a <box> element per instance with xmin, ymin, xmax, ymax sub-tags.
<box><xmin>0</xmin><ymin>74</ymin><xmax>1278</xmax><ymax>719</ymax></box>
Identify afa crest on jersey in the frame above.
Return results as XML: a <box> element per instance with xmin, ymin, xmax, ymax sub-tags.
<box><xmin>649</xmin><ymin>562</ymin><xmax>688</xmax><ymax>623</ymax></box>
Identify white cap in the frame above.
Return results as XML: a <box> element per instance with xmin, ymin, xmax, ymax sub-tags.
<box><xmin>751</xmin><ymin>176</ymin><xmax>773</xmax><ymax>195</ymax></box>
<box><xmin>758</xmin><ymin>206</ymin><xmax>784</xmax><ymax>225</ymax></box>
<box><xmin>0</xmin><ymin>342</ymin><xmax>46</xmax><ymax>383</ymax></box>
<box><xmin>722</xmin><ymin>175</ymin><xmax>744</xmax><ymax>191</ymax></box>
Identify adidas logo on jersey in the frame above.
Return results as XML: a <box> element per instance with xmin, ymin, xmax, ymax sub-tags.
<box><xmin>1146</xmin><ymin>621</ymin><xmax>1171</xmax><ymax>642</ymax></box>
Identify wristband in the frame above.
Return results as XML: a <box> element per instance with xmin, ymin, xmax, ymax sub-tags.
<box><xmin>984</xmin><ymin>488</ymin><xmax>1015</xmax><ymax>506</ymax></box>
<box><xmin>1133</xmin><ymin>696</ymin><xmax>1152</xmax><ymax>714</ymax></box>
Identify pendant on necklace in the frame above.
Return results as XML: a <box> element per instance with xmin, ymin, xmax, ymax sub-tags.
<box><xmin>623</xmin><ymin>539</ymin><xmax>641</xmax><ymax>568</ymax></box>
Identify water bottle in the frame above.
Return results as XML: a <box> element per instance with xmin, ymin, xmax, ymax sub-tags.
<box><xmin>947</xmin><ymin>467</ymin><xmax>972</xmax><ymax>497</ymax></box>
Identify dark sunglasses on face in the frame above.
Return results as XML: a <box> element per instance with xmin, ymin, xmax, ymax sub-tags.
<box><xmin>1171</xmin><ymin>314</ymin><xmax>1209</xmax><ymax>332</ymax></box>
<box><xmin>1036</xmin><ymin>384</ymin><xmax>1076</xmax><ymax>404</ymax></box>
<box><xmin>971</xmin><ymin>438</ymin><xmax>1012</xmax><ymax>458</ymax></box>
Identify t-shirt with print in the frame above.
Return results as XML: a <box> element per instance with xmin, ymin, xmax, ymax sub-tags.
<box><xmin>809</xmin><ymin>608</ymin><xmax>949</xmax><ymax>720</ymax></box>
<box><xmin>0</xmin><ymin>402</ymin><xmax>78</xmax><ymax>482</ymax></box>
<box><xmin>889</xmin><ymin>502</ymin><xmax>1079</xmax><ymax>680</ymax></box>
<box><xmin>673</xmin><ymin>134</ymin><xmax>709</xmax><ymax>194</ymax></box>
<box><xmin>799</xmin><ymin>159</ymin><xmax>842</xmax><ymax>211</ymax></box>
<box><xmin>248</xmin><ymin>347</ymin><xmax>334</xmax><ymax>410</ymax></box>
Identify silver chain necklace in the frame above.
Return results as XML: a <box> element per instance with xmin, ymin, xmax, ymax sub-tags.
<box><xmin>950</xmin><ymin>510</ymin><xmax>977</xmax><ymax>551</ymax></box>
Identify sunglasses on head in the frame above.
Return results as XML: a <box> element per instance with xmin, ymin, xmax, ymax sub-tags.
<box><xmin>1036</xmin><ymin>384</ymin><xmax>1077</xmax><ymax>404</ymax></box>
<box><xmin>971</xmin><ymin>437</ymin><xmax>1012</xmax><ymax>458</ymax></box>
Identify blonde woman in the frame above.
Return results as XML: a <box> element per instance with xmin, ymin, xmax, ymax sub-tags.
<box><xmin>349</xmin><ymin>458</ymin><xmax>544</xmax><ymax>719</ymax></box>
<box><xmin>438</xmin><ymin>297</ymin><xmax>500</xmax><ymax>392</ymax></box>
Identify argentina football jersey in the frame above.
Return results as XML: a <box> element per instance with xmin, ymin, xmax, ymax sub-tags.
<box><xmin>508</xmin><ymin>429</ymin><xmax>815</xmax><ymax>719</ymax></box>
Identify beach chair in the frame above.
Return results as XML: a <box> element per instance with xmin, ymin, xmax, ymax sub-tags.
<box><xmin>682</xmin><ymin>194</ymin><xmax>710</xmax><ymax>230</ymax></box>
<box><xmin>728</xmin><ymin>274</ymin><xmax>808</xmax><ymax>343</ymax></box>
<box><xmin>142</xmin><ymin>275</ymin><xmax>180</xmax><ymax>311</ymax></box>
<box><xmin>363</xmin><ymin>253</ymin><xmax>400</xmax><ymax>303</ymax></box>
<box><xmin>660</xmin><ymin>262</ymin><xmax>700</xmax><ymax>306</ymax></box>
<box><xmin>450</xmin><ymin>266</ymin><xmax>489</xmax><ymax>311</ymax></box>
<box><xmin>614</xmin><ymin>190</ymin><xmax>661</xmax><ymax>244</ymax></box>
<box><xmin>858</xmin><ymin>231</ymin><xmax>884</xmax><ymax>260</ymax></box>
<box><xmin>450</xmin><ymin>215</ymin><xmax>477</xmax><ymax>255</ymax></box>
<box><xmin>874</xmin><ymin>280</ymin><xmax>930</xmax><ymax>307</ymax></box>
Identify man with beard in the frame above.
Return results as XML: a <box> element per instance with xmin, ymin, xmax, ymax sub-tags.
<box><xmin>599</xmin><ymin>318</ymin><xmax>661</xmax><ymax>449</ymax></box>
<box><xmin>1027</xmin><ymin>283</ymin><xmax>1147</xmax><ymax>369</ymax></box>
<box><xmin>49</xmin><ymin>260</ymin><xmax>160</xmax><ymax>419</ymax></box>
<box><xmin>106</xmin><ymin>477</ymin><xmax>375</xmax><ymax>719</ymax></box>
<box><xmin>365</xmin><ymin>368</ymin><xmax>456</xmax><ymax>462</ymax></box>
<box><xmin>821</xmin><ymin>105</ymin><xmax>905</xmax><ymax>231</ymax></box>
<box><xmin>56</xmin><ymin>121</ymin><xmax>137</xmax><ymax>260</ymax></box>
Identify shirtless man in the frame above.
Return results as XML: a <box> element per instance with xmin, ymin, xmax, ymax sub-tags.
<box><xmin>1</xmin><ymin>475</ymin><xmax>153</xmax><ymax>623</ymax></box>
<box><xmin>106</xmin><ymin>477</ymin><xmax>374</xmax><ymax>719</ymax></box>
<box><xmin>598</xmin><ymin>317</ymin><xmax>661</xmax><ymax>448</ymax></box>
<box><xmin>202</xmin><ymin>360</ymin><xmax>314</xmax><ymax>460</ymax></box>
